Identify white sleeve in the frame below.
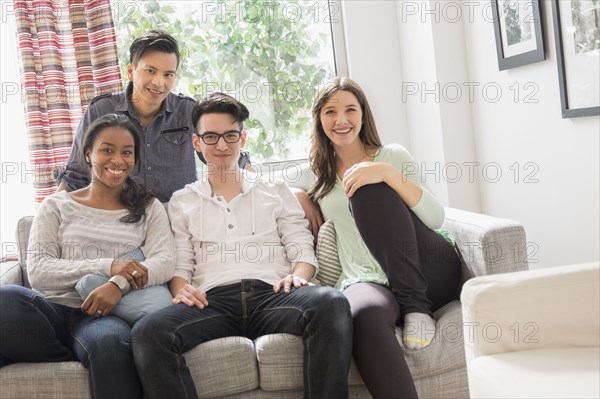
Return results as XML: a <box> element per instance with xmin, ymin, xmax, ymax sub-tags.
<box><xmin>140</xmin><ymin>199</ymin><xmax>176</xmax><ymax>286</ymax></box>
<box><xmin>286</xmin><ymin>162</ymin><xmax>316</xmax><ymax>192</ymax></box>
<box><xmin>275</xmin><ymin>182</ymin><xmax>318</xmax><ymax>272</ymax></box>
<box><xmin>167</xmin><ymin>195</ymin><xmax>196</xmax><ymax>283</ymax></box>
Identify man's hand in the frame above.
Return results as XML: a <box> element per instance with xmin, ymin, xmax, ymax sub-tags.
<box><xmin>273</xmin><ymin>274</ymin><xmax>311</xmax><ymax>294</ymax></box>
<box><xmin>173</xmin><ymin>284</ymin><xmax>209</xmax><ymax>309</ymax></box>
<box><xmin>81</xmin><ymin>282</ymin><xmax>122</xmax><ymax>318</ymax></box>
<box><xmin>111</xmin><ymin>260</ymin><xmax>148</xmax><ymax>289</ymax></box>
<box><xmin>274</xmin><ymin>261</ymin><xmax>316</xmax><ymax>294</ymax></box>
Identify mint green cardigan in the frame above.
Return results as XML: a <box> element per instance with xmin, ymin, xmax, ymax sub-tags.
<box><xmin>294</xmin><ymin>144</ymin><xmax>447</xmax><ymax>290</ymax></box>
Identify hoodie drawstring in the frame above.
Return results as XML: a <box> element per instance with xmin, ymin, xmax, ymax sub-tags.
<box><xmin>251</xmin><ymin>188</ymin><xmax>255</xmax><ymax>236</ymax></box>
<box><xmin>199</xmin><ymin>197</ymin><xmax>204</xmax><ymax>247</ymax></box>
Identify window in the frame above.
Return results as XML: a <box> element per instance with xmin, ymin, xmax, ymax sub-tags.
<box><xmin>111</xmin><ymin>0</ymin><xmax>346</xmax><ymax>163</ymax></box>
<box><xmin>1</xmin><ymin>1</ymin><xmax>347</xmax><ymax>256</ymax></box>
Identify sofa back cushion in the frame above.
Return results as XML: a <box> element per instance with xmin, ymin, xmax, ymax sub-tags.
<box><xmin>16</xmin><ymin>216</ymin><xmax>34</xmax><ymax>288</ymax></box>
<box><xmin>314</xmin><ymin>220</ymin><xmax>342</xmax><ymax>287</ymax></box>
<box><xmin>15</xmin><ymin>215</ymin><xmax>345</xmax><ymax>290</ymax></box>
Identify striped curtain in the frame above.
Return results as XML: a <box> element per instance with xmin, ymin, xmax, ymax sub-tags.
<box><xmin>14</xmin><ymin>0</ymin><xmax>122</xmax><ymax>203</ymax></box>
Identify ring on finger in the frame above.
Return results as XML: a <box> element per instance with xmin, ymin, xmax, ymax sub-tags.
<box><xmin>131</xmin><ymin>270</ymin><xmax>139</xmax><ymax>277</ymax></box>
<box><xmin>96</xmin><ymin>309</ymin><xmax>103</xmax><ymax>315</ymax></box>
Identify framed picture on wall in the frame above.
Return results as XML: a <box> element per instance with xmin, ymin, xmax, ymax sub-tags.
<box><xmin>552</xmin><ymin>0</ymin><xmax>600</xmax><ymax>118</ymax></box>
<box><xmin>491</xmin><ymin>0</ymin><xmax>546</xmax><ymax>70</ymax></box>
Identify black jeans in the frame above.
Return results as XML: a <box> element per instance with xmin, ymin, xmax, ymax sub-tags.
<box><xmin>0</xmin><ymin>284</ymin><xmax>142</xmax><ymax>399</ymax></box>
<box><xmin>346</xmin><ymin>183</ymin><xmax>462</xmax><ymax>399</ymax></box>
<box><xmin>131</xmin><ymin>280</ymin><xmax>353</xmax><ymax>399</ymax></box>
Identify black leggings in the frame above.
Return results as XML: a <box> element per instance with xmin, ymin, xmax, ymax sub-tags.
<box><xmin>344</xmin><ymin>183</ymin><xmax>461</xmax><ymax>399</ymax></box>
<box><xmin>349</xmin><ymin>182</ymin><xmax>460</xmax><ymax>314</ymax></box>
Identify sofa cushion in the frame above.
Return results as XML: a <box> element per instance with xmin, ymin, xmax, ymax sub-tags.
<box><xmin>0</xmin><ymin>362</ymin><xmax>90</xmax><ymax>399</ymax></box>
<box><xmin>254</xmin><ymin>333</ymin><xmax>365</xmax><ymax>391</ymax></box>
<box><xmin>401</xmin><ymin>300</ymin><xmax>466</xmax><ymax>379</ymax></box>
<box><xmin>15</xmin><ymin>216</ymin><xmax>34</xmax><ymax>288</ymax></box>
<box><xmin>0</xmin><ymin>339</ymin><xmax>260</xmax><ymax>399</ymax></box>
<box><xmin>184</xmin><ymin>337</ymin><xmax>259</xmax><ymax>398</ymax></box>
<box><xmin>314</xmin><ymin>220</ymin><xmax>342</xmax><ymax>287</ymax></box>
<box><xmin>76</xmin><ymin>275</ymin><xmax>172</xmax><ymax>325</ymax></box>
<box><xmin>254</xmin><ymin>334</ymin><xmax>303</xmax><ymax>390</ymax></box>
<box><xmin>75</xmin><ymin>249</ymin><xmax>172</xmax><ymax>325</ymax></box>
<box><xmin>255</xmin><ymin>302</ymin><xmax>466</xmax><ymax>391</ymax></box>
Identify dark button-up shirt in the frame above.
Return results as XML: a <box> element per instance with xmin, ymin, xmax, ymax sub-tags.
<box><xmin>57</xmin><ymin>82</ymin><xmax>197</xmax><ymax>202</ymax></box>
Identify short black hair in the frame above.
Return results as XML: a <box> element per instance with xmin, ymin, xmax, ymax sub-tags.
<box><xmin>192</xmin><ymin>92</ymin><xmax>250</xmax><ymax>132</ymax></box>
<box><xmin>129</xmin><ymin>30</ymin><xmax>180</xmax><ymax>68</ymax></box>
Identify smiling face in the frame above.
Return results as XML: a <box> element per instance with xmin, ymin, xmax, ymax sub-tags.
<box><xmin>319</xmin><ymin>89</ymin><xmax>364</xmax><ymax>150</ymax></box>
<box><xmin>127</xmin><ymin>50</ymin><xmax>177</xmax><ymax>113</ymax></box>
<box><xmin>85</xmin><ymin>127</ymin><xmax>136</xmax><ymax>190</ymax></box>
<box><xmin>193</xmin><ymin>112</ymin><xmax>247</xmax><ymax>171</ymax></box>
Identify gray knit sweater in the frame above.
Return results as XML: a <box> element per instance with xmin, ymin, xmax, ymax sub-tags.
<box><xmin>27</xmin><ymin>191</ymin><xmax>175</xmax><ymax>308</ymax></box>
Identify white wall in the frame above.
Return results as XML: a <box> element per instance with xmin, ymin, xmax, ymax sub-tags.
<box><xmin>341</xmin><ymin>1</ymin><xmax>599</xmax><ymax>268</ymax></box>
<box><xmin>462</xmin><ymin>1</ymin><xmax>599</xmax><ymax>268</ymax></box>
<box><xmin>340</xmin><ymin>1</ymin><xmax>411</xmax><ymax>153</ymax></box>
<box><xmin>342</xmin><ymin>0</ymin><xmax>482</xmax><ymax>211</ymax></box>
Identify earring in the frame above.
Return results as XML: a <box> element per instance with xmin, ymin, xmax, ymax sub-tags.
<box><xmin>85</xmin><ymin>157</ymin><xmax>91</xmax><ymax>165</ymax></box>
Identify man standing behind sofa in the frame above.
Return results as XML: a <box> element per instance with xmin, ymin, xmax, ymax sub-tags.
<box><xmin>131</xmin><ymin>93</ymin><xmax>353</xmax><ymax>399</ymax></box>
<box><xmin>56</xmin><ymin>30</ymin><xmax>196</xmax><ymax>202</ymax></box>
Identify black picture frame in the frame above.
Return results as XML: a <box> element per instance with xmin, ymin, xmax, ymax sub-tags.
<box><xmin>491</xmin><ymin>0</ymin><xmax>546</xmax><ymax>70</ymax></box>
<box><xmin>552</xmin><ymin>0</ymin><xmax>600</xmax><ymax>118</ymax></box>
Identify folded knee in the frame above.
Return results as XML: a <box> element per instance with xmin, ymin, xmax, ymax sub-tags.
<box><xmin>350</xmin><ymin>182</ymin><xmax>402</xmax><ymax>206</ymax></box>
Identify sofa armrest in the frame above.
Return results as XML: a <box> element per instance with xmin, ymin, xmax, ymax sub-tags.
<box><xmin>461</xmin><ymin>263</ymin><xmax>600</xmax><ymax>363</ymax></box>
<box><xmin>442</xmin><ymin>207</ymin><xmax>528</xmax><ymax>280</ymax></box>
<box><xmin>1</xmin><ymin>261</ymin><xmax>23</xmax><ymax>286</ymax></box>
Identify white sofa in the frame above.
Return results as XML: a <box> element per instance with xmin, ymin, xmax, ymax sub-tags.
<box><xmin>461</xmin><ymin>262</ymin><xmax>600</xmax><ymax>398</ymax></box>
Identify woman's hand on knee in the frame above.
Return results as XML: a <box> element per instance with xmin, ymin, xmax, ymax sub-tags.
<box><xmin>81</xmin><ymin>282</ymin><xmax>122</xmax><ymax>318</ymax></box>
<box><xmin>343</xmin><ymin>162</ymin><xmax>390</xmax><ymax>197</ymax></box>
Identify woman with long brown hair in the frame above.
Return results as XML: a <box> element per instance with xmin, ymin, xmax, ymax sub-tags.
<box><xmin>296</xmin><ymin>77</ymin><xmax>461</xmax><ymax>398</ymax></box>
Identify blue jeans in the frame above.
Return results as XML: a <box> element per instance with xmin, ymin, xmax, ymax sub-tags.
<box><xmin>0</xmin><ymin>285</ymin><xmax>142</xmax><ymax>399</ymax></box>
<box><xmin>132</xmin><ymin>280</ymin><xmax>353</xmax><ymax>399</ymax></box>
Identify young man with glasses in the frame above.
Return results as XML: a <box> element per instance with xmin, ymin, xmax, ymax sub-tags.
<box><xmin>131</xmin><ymin>92</ymin><xmax>353</xmax><ymax>399</ymax></box>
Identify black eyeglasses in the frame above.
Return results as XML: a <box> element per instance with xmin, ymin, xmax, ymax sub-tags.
<box><xmin>197</xmin><ymin>131</ymin><xmax>242</xmax><ymax>145</ymax></box>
